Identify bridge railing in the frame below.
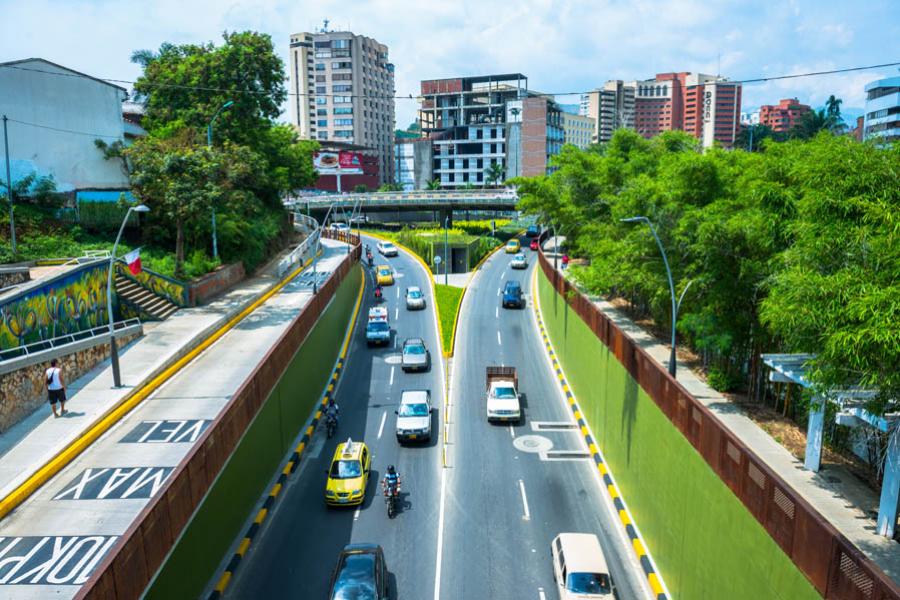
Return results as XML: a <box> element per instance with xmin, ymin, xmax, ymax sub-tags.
<box><xmin>536</xmin><ymin>238</ymin><xmax>900</xmax><ymax>600</ymax></box>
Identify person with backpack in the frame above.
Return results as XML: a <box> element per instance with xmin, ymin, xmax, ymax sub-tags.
<box><xmin>44</xmin><ymin>359</ymin><xmax>67</xmax><ymax>417</ymax></box>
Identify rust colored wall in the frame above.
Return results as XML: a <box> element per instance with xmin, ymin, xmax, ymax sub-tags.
<box><xmin>522</xmin><ymin>97</ymin><xmax>548</xmax><ymax>177</ymax></box>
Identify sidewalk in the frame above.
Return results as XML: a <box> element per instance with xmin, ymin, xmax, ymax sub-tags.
<box><xmin>0</xmin><ymin>242</ymin><xmax>327</xmax><ymax>502</ymax></box>
<box><xmin>558</xmin><ymin>266</ymin><xmax>900</xmax><ymax>584</ymax></box>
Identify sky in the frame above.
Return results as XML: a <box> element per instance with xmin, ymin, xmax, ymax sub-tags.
<box><xmin>2</xmin><ymin>0</ymin><xmax>898</xmax><ymax>128</ymax></box>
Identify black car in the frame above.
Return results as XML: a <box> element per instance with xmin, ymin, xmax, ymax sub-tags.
<box><xmin>328</xmin><ymin>543</ymin><xmax>389</xmax><ymax>600</ymax></box>
<box><xmin>526</xmin><ymin>224</ymin><xmax>540</xmax><ymax>237</ymax></box>
<box><xmin>502</xmin><ymin>280</ymin><xmax>525</xmax><ymax>309</ymax></box>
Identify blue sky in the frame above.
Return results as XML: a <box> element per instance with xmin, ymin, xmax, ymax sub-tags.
<box><xmin>1</xmin><ymin>0</ymin><xmax>897</xmax><ymax>127</ymax></box>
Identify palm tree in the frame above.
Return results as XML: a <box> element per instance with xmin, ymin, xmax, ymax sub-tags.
<box><xmin>426</xmin><ymin>179</ymin><xmax>441</xmax><ymax>190</ymax></box>
<box><xmin>484</xmin><ymin>162</ymin><xmax>505</xmax><ymax>188</ymax></box>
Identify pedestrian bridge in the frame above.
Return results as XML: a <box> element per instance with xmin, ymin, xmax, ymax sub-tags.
<box><xmin>288</xmin><ymin>189</ymin><xmax>520</xmax><ymax>214</ymax></box>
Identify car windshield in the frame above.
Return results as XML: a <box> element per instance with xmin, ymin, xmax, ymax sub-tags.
<box><xmin>408</xmin><ymin>290</ymin><xmax>422</xmax><ymax>299</ymax></box>
<box><xmin>399</xmin><ymin>402</ymin><xmax>429</xmax><ymax>417</ymax></box>
<box><xmin>332</xmin><ymin>553</ymin><xmax>376</xmax><ymax>599</ymax></box>
<box><xmin>567</xmin><ymin>572</ymin><xmax>611</xmax><ymax>594</ymax></box>
<box><xmin>515</xmin><ymin>254</ymin><xmax>525</xmax><ymax>260</ymax></box>
<box><xmin>507</xmin><ymin>241</ymin><xmax>517</xmax><ymax>246</ymax></box>
<box><xmin>494</xmin><ymin>386</ymin><xmax>517</xmax><ymax>399</ymax></box>
<box><xmin>383</xmin><ymin>243</ymin><xmax>395</xmax><ymax>249</ymax></box>
<box><xmin>330</xmin><ymin>459</ymin><xmax>362</xmax><ymax>479</ymax></box>
<box><xmin>404</xmin><ymin>344</ymin><xmax>426</xmax><ymax>355</ymax></box>
<box><xmin>505</xmin><ymin>284</ymin><xmax>520</xmax><ymax>294</ymax></box>
<box><xmin>379</xmin><ymin>269</ymin><xmax>391</xmax><ymax>277</ymax></box>
<box><xmin>368</xmin><ymin>322</ymin><xmax>389</xmax><ymax>332</ymax></box>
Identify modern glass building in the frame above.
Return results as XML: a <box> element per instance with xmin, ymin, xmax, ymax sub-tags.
<box><xmin>864</xmin><ymin>76</ymin><xmax>900</xmax><ymax>144</ymax></box>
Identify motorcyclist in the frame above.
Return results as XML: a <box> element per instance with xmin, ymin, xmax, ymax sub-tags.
<box><xmin>324</xmin><ymin>398</ymin><xmax>340</xmax><ymax>427</ymax></box>
<box><xmin>382</xmin><ymin>465</ymin><xmax>401</xmax><ymax>497</ymax></box>
<box><xmin>374</xmin><ymin>284</ymin><xmax>383</xmax><ymax>300</ymax></box>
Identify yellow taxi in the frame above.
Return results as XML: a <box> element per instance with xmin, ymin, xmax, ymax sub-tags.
<box><xmin>505</xmin><ymin>239</ymin><xmax>521</xmax><ymax>254</ymax></box>
<box><xmin>376</xmin><ymin>265</ymin><xmax>394</xmax><ymax>286</ymax></box>
<box><xmin>325</xmin><ymin>438</ymin><xmax>371</xmax><ymax>506</ymax></box>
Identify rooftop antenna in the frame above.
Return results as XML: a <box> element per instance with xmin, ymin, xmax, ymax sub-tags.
<box><xmin>322</xmin><ymin>18</ymin><xmax>330</xmax><ymax>33</ymax></box>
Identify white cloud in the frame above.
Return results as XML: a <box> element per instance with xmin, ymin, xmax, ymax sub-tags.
<box><xmin>0</xmin><ymin>0</ymin><xmax>896</xmax><ymax>130</ymax></box>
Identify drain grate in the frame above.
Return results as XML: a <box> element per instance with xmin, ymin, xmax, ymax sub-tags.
<box><xmin>541</xmin><ymin>450</ymin><xmax>591</xmax><ymax>461</ymax></box>
<box><xmin>531</xmin><ymin>422</ymin><xmax>578</xmax><ymax>432</ymax></box>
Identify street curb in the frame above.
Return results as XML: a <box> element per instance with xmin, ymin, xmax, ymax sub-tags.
<box><xmin>0</xmin><ymin>251</ymin><xmax>320</xmax><ymax>520</ymax></box>
<box><xmin>532</xmin><ymin>267</ymin><xmax>670</xmax><ymax>600</ymax></box>
<box><xmin>208</xmin><ymin>265</ymin><xmax>365</xmax><ymax>600</ymax></box>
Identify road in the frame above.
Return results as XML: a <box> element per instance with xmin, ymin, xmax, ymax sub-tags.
<box><xmin>227</xmin><ymin>235</ymin><xmax>444</xmax><ymax>599</ymax></box>
<box><xmin>439</xmin><ymin>239</ymin><xmax>650</xmax><ymax>599</ymax></box>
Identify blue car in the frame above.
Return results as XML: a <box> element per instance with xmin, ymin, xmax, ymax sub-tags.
<box><xmin>526</xmin><ymin>224</ymin><xmax>540</xmax><ymax>237</ymax></box>
<box><xmin>502</xmin><ymin>280</ymin><xmax>525</xmax><ymax>309</ymax></box>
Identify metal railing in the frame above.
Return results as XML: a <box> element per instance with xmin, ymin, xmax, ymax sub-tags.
<box><xmin>0</xmin><ymin>318</ymin><xmax>142</xmax><ymax>364</ymax></box>
<box><xmin>287</xmin><ymin>189</ymin><xmax>519</xmax><ymax>209</ymax></box>
<box><xmin>535</xmin><ymin>240</ymin><xmax>900</xmax><ymax>600</ymax></box>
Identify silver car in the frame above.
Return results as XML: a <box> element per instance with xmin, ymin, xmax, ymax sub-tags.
<box><xmin>401</xmin><ymin>338</ymin><xmax>430</xmax><ymax>372</ymax></box>
<box><xmin>405</xmin><ymin>286</ymin><xmax>426</xmax><ymax>310</ymax></box>
<box><xmin>395</xmin><ymin>390</ymin><xmax>432</xmax><ymax>443</ymax></box>
<box><xmin>377</xmin><ymin>241</ymin><xmax>399</xmax><ymax>257</ymax></box>
<box><xmin>510</xmin><ymin>252</ymin><xmax>528</xmax><ymax>269</ymax></box>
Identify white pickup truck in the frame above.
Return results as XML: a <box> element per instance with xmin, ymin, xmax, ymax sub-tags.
<box><xmin>486</xmin><ymin>366</ymin><xmax>521</xmax><ymax>422</ymax></box>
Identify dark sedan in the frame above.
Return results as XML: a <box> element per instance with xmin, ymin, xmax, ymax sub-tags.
<box><xmin>327</xmin><ymin>543</ymin><xmax>389</xmax><ymax>600</ymax></box>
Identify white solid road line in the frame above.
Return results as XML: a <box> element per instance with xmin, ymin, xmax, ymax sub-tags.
<box><xmin>377</xmin><ymin>411</ymin><xmax>387</xmax><ymax>440</ymax></box>
<box><xmin>495</xmin><ymin>307</ymin><xmax>499</xmax><ymax>318</ymax></box>
<box><xmin>538</xmin><ymin>587</ymin><xmax>547</xmax><ymax>600</ymax></box>
<box><xmin>433</xmin><ymin>467</ymin><xmax>447</xmax><ymax>600</ymax></box>
<box><xmin>497</xmin><ymin>288</ymin><xmax>501</xmax><ymax>296</ymax></box>
<box><xmin>497</xmin><ymin>331</ymin><xmax>502</xmax><ymax>346</ymax></box>
<box><xmin>353</xmin><ymin>506</ymin><xmax>361</xmax><ymax>521</ymax></box>
<box><xmin>395</xmin><ymin>307</ymin><xmax>399</xmax><ymax>320</ymax></box>
<box><xmin>518</xmin><ymin>479</ymin><xmax>531</xmax><ymax>521</ymax></box>
<box><xmin>390</xmin><ymin>366</ymin><xmax>395</xmax><ymax>386</ymax></box>
<box><xmin>509</xmin><ymin>424</ymin><xmax>515</xmax><ymax>438</ymax></box>
<box><xmin>396</xmin><ymin>287</ymin><xmax>400</xmax><ymax>298</ymax></box>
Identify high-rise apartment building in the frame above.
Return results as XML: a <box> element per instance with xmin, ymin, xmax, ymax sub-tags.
<box><xmin>634</xmin><ymin>72</ymin><xmax>741</xmax><ymax>148</ymax></box>
<box><xmin>863</xmin><ymin>76</ymin><xmax>900</xmax><ymax>144</ymax></box>
<box><xmin>581</xmin><ymin>80</ymin><xmax>635</xmax><ymax>143</ymax></box>
<box><xmin>288</xmin><ymin>30</ymin><xmax>395</xmax><ymax>183</ymax></box>
<box><xmin>759</xmin><ymin>98</ymin><xmax>811</xmax><ymax>133</ymax></box>
<box><xmin>417</xmin><ymin>73</ymin><xmax>563</xmax><ymax>187</ymax></box>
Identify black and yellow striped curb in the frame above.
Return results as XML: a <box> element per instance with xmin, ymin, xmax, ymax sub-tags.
<box><xmin>208</xmin><ymin>269</ymin><xmax>365</xmax><ymax>599</ymax></box>
<box><xmin>532</xmin><ymin>276</ymin><xmax>669</xmax><ymax>600</ymax></box>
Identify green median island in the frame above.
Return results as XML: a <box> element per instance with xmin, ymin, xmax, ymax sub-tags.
<box><xmin>433</xmin><ymin>283</ymin><xmax>463</xmax><ymax>354</ymax></box>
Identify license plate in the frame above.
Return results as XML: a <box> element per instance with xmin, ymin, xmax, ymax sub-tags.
<box><xmin>338</xmin><ymin>498</ymin><xmax>348</xmax><ymax>503</ymax></box>
<box><xmin>409</xmin><ymin>434</ymin><xmax>417</xmax><ymax>440</ymax></box>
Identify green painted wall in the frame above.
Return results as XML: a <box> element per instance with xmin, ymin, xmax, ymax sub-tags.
<box><xmin>146</xmin><ymin>265</ymin><xmax>362</xmax><ymax>600</ymax></box>
<box><xmin>537</xmin><ymin>272</ymin><xmax>819</xmax><ymax>600</ymax></box>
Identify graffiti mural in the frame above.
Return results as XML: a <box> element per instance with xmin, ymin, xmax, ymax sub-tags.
<box><xmin>115</xmin><ymin>262</ymin><xmax>188</xmax><ymax>307</ymax></box>
<box><xmin>0</xmin><ymin>262</ymin><xmax>112</xmax><ymax>351</ymax></box>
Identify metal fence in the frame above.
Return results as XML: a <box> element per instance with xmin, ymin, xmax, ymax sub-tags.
<box><xmin>536</xmin><ymin>245</ymin><xmax>900</xmax><ymax>600</ymax></box>
<box><xmin>76</xmin><ymin>234</ymin><xmax>361</xmax><ymax>600</ymax></box>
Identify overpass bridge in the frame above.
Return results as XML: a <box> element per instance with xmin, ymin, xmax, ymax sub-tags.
<box><xmin>288</xmin><ymin>189</ymin><xmax>520</xmax><ymax>222</ymax></box>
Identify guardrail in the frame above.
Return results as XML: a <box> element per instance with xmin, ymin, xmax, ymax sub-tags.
<box><xmin>278</xmin><ymin>213</ymin><xmax>322</xmax><ymax>277</ymax></box>
<box><xmin>0</xmin><ymin>318</ymin><xmax>142</xmax><ymax>370</ymax></box>
<box><xmin>536</xmin><ymin>240</ymin><xmax>900</xmax><ymax>600</ymax></box>
<box><xmin>77</xmin><ymin>236</ymin><xmax>362</xmax><ymax>600</ymax></box>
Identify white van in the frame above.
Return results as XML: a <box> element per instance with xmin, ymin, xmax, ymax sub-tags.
<box><xmin>550</xmin><ymin>533</ymin><xmax>613</xmax><ymax>598</ymax></box>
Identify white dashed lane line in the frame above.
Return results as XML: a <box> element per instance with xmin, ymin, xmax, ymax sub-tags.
<box><xmin>497</xmin><ymin>331</ymin><xmax>502</xmax><ymax>346</ymax></box>
<box><xmin>377</xmin><ymin>410</ymin><xmax>387</xmax><ymax>439</ymax></box>
<box><xmin>518</xmin><ymin>479</ymin><xmax>531</xmax><ymax>521</ymax></box>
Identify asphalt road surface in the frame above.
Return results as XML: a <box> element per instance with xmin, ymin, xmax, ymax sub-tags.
<box><xmin>227</xmin><ymin>235</ymin><xmax>444</xmax><ymax>599</ymax></box>
<box><xmin>438</xmin><ymin>240</ymin><xmax>650</xmax><ymax>600</ymax></box>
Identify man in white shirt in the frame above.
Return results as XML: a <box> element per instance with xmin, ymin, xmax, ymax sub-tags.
<box><xmin>44</xmin><ymin>358</ymin><xmax>67</xmax><ymax>418</ymax></box>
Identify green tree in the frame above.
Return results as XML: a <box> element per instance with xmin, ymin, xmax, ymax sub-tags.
<box><xmin>484</xmin><ymin>162</ymin><xmax>506</xmax><ymax>187</ymax></box>
<box><xmin>426</xmin><ymin>179</ymin><xmax>442</xmax><ymax>190</ymax></box>
<box><xmin>353</xmin><ymin>184</ymin><xmax>369</xmax><ymax>193</ymax></box>
<box><xmin>378</xmin><ymin>183</ymin><xmax>403</xmax><ymax>192</ymax></box>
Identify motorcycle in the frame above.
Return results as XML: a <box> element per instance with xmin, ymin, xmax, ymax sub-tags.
<box><xmin>367</xmin><ymin>254</ymin><xmax>374</xmax><ymax>267</ymax></box>
<box><xmin>374</xmin><ymin>286</ymin><xmax>383</xmax><ymax>302</ymax></box>
<box><xmin>324</xmin><ymin>413</ymin><xmax>337</xmax><ymax>438</ymax></box>
<box><xmin>383</xmin><ymin>481</ymin><xmax>400</xmax><ymax>518</ymax></box>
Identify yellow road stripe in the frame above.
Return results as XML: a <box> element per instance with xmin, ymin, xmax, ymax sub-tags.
<box><xmin>271</xmin><ymin>483</ymin><xmax>282</xmax><ymax>497</ymax></box>
<box><xmin>598</xmin><ymin>463</ymin><xmax>608</xmax><ymax>475</ymax></box>
<box><xmin>648</xmin><ymin>573</ymin><xmax>664</xmax><ymax>595</ymax></box>
<box><xmin>237</xmin><ymin>537</ymin><xmax>251</xmax><ymax>557</ymax></box>
<box><xmin>607</xmin><ymin>484</ymin><xmax>618</xmax><ymax>498</ymax></box>
<box><xmin>215</xmin><ymin>572</ymin><xmax>231</xmax><ymax>592</ymax></box>
<box><xmin>633</xmin><ymin>538</ymin><xmax>647</xmax><ymax>556</ymax></box>
<box><xmin>619</xmin><ymin>509</ymin><xmax>631</xmax><ymax>525</ymax></box>
<box><xmin>255</xmin><ymin>509</ymin><xmax>267</xmax><ymax>524</ymax></box>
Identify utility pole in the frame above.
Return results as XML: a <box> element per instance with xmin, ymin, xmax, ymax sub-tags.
<box><xmin>3</xmin><ymin>116</ymin><xmax>16</xmax><ymax>255</ymax></box>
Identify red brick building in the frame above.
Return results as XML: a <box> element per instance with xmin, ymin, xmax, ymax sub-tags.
<box><xmin>758</xmin><ymin>98</ymin><xmax>811</xmax><ymax>133</ymax></box>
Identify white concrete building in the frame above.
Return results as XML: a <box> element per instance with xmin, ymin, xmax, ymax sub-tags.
<box><xmin>0</xmin><ymin>58</ymin><xmax>130</xmax><ymax>191</ymax></box>
<box><xmin>560</xmin><ymin>110</ymin><xmax>596</xmax><ymax>149</ymax></box>
<box><xmin>864</xmin><ymin>76</ymin><xmax>900</xmax><ymax>144</ymax></box>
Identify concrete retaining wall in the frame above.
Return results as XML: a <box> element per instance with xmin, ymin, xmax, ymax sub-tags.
<box><xmin>0</xmin><ymin>267</ymin><xmax>29</xmax><ymax>291</ymax></box>
<box><xmin>537</xmin><ymin>270</ymin><xmax>819</xmax><ymax>600</ymax></box>
<box><xmin>188</xmin><ymin>263</ymin><xmax>246</xmax><ymax>306</ymax></box>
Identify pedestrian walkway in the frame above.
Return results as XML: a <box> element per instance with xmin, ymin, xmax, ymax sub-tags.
<box><xmin>0</xmin><ymin>242</ymin><xmax>332</xmax><ymax>503</ymax></box>
<box><xmin>558</xmin><ymin>266</ymin><xmax>900</xmax><ymax>585</ymax></box>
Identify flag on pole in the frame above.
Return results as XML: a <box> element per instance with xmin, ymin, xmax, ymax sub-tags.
<box><xmin>124</xmin><ymin>249</ymin><xmax>142</xmax><ymax>275</ymax></box>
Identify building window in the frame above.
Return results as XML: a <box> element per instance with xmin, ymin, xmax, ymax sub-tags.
<box><xmin>333</xmin><ymin>39</ymin><xmax>350</xmax><ymax>49</ymax></box>
<box><xmin>314</xmin><ymin>51</ymin><xmax>331</xmax><ymax>59</ymax></box>
<box><xmin>335</xmin><ymin>118</ymin><xmax>353</xmax><ymax>126</ymax></box>
<box><xmin>490</xmin><ymin>128</ymin><xmax>497</xmax><ymax>139</ymax></box>
<box><xmin>317</xmin><ymin>109</ymin><xmax>327</xmax><ymax>116</ymax></box>
<box><xmin>316</xmin><ymin>75</ymin><xmax>326</xmax><ymax>82</ymax></box>
<box><xmin>334</xmin><ymin>95</ymin><xmax>352</xmax><ymax>103</ymax></box>
<box><xmin>317</xmin><ymin>132</ymin><xmax>328</xmax><ymax>139</ymax></box>
<box><xmin>334</xmin><ymin>107</ymin><xmax>353</xmax><ymax>114</ymax></box>
<box><xmin>315</xmin><ymin>63</ymin><xmax>325</xmax><ymax>71</ymax></box>
<box><xmin>333</xmin><ymin>84</ymin><xmax>352</xmax><ymax>92</ymax></box>
<box><xmin>315</xmin><ymin>97</ymin><xmax>327</xmax><ymax>105</ymax></box>
<box><xmin>318</xmin><ymin>119</ymin><xmax>328</xmax><ymax>127</ymax></box>
<box><xmin>334</xmin><ymin>130</ymin><xmax>353</xmax><ymax>138</ymax></box>
<box><xmin>314</xmin><ymin>41</ymin><xmax>332</xmax><ymax>48</ymax></box>
<box><xmin>316</xmin><ymin>86</ymin><xmax>326</xmax><ymax>94</ymax></box>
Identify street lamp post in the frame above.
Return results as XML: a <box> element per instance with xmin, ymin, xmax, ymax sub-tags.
<box><xmin>207</xmin><ymin>100</ymin><xmax>234</xmax><ymax>261</ymax></box>
<box><xmin>621</xmin><ymin>216</ymin><xmax>678</xmax><ymax>377</ymax></box>
<box><xmin>107</xmin><ymin>204</ymin><xmax>150</xmax><ymax>387</ymax></box>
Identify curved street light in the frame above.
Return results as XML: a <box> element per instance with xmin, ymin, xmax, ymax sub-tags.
<box><xmin>107</xmin><ymin>204</ymin><xmax>150</xmax><ymax>387</ymax></box>
<box><xmin>207</xmin><ymin>100</ymin><xmax>235</xmax><ymax>260</ymax></box>
<box><xmin>621</xmin><ymin>215</ymin><xmax>679</xmax><ymax>377</ymax></box>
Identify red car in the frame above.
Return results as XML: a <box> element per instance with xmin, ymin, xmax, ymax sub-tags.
<box><xmin>529</xmin><ymin>239</ymin><xmax>539</xmax><ymax>251</ymax></box>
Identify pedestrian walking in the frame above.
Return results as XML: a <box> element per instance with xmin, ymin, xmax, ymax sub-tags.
<box><xmin>561</xmin><ymin>254</ymin><xmax>570</xmax><ymax>270</ymax></box>
<box><xmin>44</xmin><ymin>359</ymin><xmax>67</xmax><ymax>417</ymax></box>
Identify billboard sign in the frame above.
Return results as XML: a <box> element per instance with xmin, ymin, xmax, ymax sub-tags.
<box><xmin>314</xmin><ymin>151</ymin><xmax>364</xmax><ymax>175</ymax></box>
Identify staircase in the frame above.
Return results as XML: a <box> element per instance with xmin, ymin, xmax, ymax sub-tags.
<box><xmin>114</xmin><ymin>274</ymin><xmax>180</xmax><ymax>321</ymax></box>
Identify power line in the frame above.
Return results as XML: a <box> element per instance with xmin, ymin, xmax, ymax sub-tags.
<box><xmin>5</xmin><ymin>117</ymin><xmax>124</xmax><ymax>139</ymax></box>
<box><xmin>2</xmin><ymin>60</ymin><xmax>898</xmax><ymax>101</ymax></box>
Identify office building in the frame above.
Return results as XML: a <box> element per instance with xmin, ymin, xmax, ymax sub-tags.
<box><xmin>759</xmin><ymin>98</ymin><xmax>811</xmax><ymax>133</ymax></box>
<box><xmin>863</xmin><ymin>76</ymin><xmax>900</xmax><ymax>143</ymax></box>
<box><xmin>394</xmin><ymin>138</ymin><xmax>433</xmax><ymax>190</ymax></box>
<box><xmin>634</xmin><ymin>72</ymin><xmax>741</xmax><ymax>148</ymax></box>
<box><xmin>288</xmin><ymin>29</ymin><xmax>395</xmax><ymax>183</ymax></box>
<box><xmin>560</xmin><ymin>108</ymin><xmax>596</xmax><ymax>149</ymax></box>
<box><xmin>582</xmin><ymin>80</ymin><xmax>636</xmax><ymax>143</ymax></box>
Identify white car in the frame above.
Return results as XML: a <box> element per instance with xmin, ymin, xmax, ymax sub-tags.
<box><xmin>377</xmin><ymin>240</ymin><xmax>399</xmax><ymax>257</ymax></box>
<box><xmin>485</xmin><ymin>367</ymin><xmax>521</xmax><ymax>422</ymax></box>
<box><xmin>405</xmin><ymin>286</ymin><xmax>426</xmax><ymax>310</ymax></box>
<box><xmin>395</xmin><ymin>390</ymin><xmax>432</xmax><ymax>443</ymax></box>
<box><xmin>510</xmin><ymin>252</ymin><xmax>528</xmax><ymax>269</ymax></box>
<box><xmin>330</xmin><ymin>222</ymin><xmax>350</xmax><ymax>233</ymax></box>
<box><xmin>551</xmin><ymin>533</ymin><xmax>613</xmax><ymax>598</ymax></box>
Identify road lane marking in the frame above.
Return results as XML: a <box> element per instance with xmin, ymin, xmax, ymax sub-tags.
<box><xmin>501</xmin><ymin>270</ymin><xmax>506</xmax><ymax>279</ymax></box>
<box><xmin>518</xmin><ymin>479</ymin><xmax>531</xmax><ymax>521</ymax></box>
<box><xmin>353</xmin><ymin>506</ymin><xmax>361</xmax><ymax>521</ymax></box>
<box><xmin>433</xmin><ymin>467</ymin><xmax>447</xmax><ymax>600</ymax></box>
<box><xmin>495</xmin><ymin>307</ymin><xmax>499</xmax><ymax>318</ymax></box>
<box><xmin>497</xmin><ymin>331</ymin><xmax>502</xmax><ymax>346</ymax></box>
<box><xmin>497</xmin><ymin>288</ymin><xmax>501</xmax><ymax>296</ymax></box>
<box><xmin>377</xmin><ymin>411</ymin><xmax>387</xmax><ymax>439</ymax></box>
<box><xmin>538</xmin><ymin>587</ymin><xmax>547</xmax><ymax>600</ymax></box>
<box><xmin>396</xmin><ymin>287</ymin><xmax>400</xmax><ymax>298</ymax></box>
<box><xmin>395</xmin><ymin>307</ymin><xmax>399</xmax><ymax>320</ymax></box>
<box><xmin>509</xmin><ymin>424</ymin><xmax>515</xmax><ymax>438</ymax></box>
<box><xmin>390</xmin><ymin>366</ymin><xmax>395</xmax><ymax>386</ymax></box>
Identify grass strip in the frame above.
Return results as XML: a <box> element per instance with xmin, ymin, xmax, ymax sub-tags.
<box><xmin>433</xmin><ymin>283</ymin><xmax>463</xmax><ymax>354</ymax></box>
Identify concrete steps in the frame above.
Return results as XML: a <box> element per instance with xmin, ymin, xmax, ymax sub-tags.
<box><xmin>115</xmin><ymin>275</ymin><xmax>180</xmax><ymax>321</ymax></box>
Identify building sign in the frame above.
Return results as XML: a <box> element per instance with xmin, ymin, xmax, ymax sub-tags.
<box><xmin>0</xmin><ymin>535</ymin><xmax>118</xmax><ymax>585</ymax></box>
<box><xmin>119</xmin><ymin>419</ymin><xmax>210</xmax><ymax>443</ymax></box>
<box><xmin>52</xmin><ymin>467</ymin><xmax>174</xmax><ymax>500</ymax></box>
<box><xmin>702</xmin><ymin>85</ymin><xmax>717</xmax><ymax>148</ymax></box>
<box><xmin>314</xmin><ymin>151</ymin><xmax>363</xmax><ymax>175</ymax></box>
<box><xmin>703</xmin><ymin>89</ymin><xmax>713</xmax><ymax>124</ymax></box>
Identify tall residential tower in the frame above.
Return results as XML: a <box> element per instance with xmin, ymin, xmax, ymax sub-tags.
<box><xmin>288</xmin><ymin>30</ymin><xmax>395</xmax><ymax>183</ymax></box>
